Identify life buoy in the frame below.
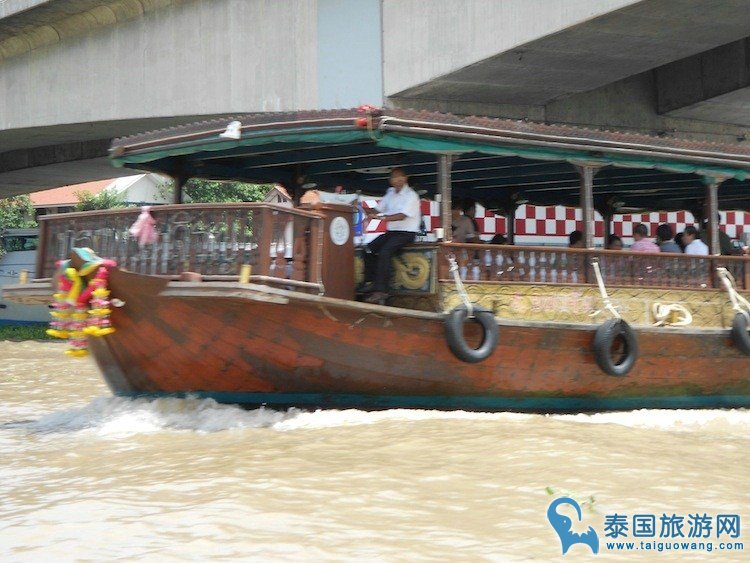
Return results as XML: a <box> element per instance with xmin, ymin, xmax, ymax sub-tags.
<box><xmin>444</xmin><ymin>305</ymin><xmax>499</xmax><ymax>363</ymax></box>
<box><xmin>731</xmin><ymin>313</ymin><xmax>750</xmax><ymax>355</ymax></box>
<box><xmin>592</xmin><ymin>319</ymin><xmax>638</xmax><ymax>376</ymax></box>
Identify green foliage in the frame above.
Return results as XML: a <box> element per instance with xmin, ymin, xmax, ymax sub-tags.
<box><xmin>183</xmin><ymin>179</ymin><xmax>273</xmax><ymax>203</ymax></box>
<box><xmin>74</xmin><ymin>190</ymin><xmax>126</xmax><ymax>211</ymax></box>
<box><xmin>0</xmin><ymin>195</ymin><xmax>37</xmax><ymax>229</ymax></box>
<box><xmin>0</xmin><ymin>324</ymin><xmax>54</xmax><ymax>341</ymax></box>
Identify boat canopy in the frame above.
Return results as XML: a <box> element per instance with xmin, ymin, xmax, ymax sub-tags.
<box><xmin>109</xmin><ymin>108</ymin><xmax>750</xmax><ymax>213</ymax></box>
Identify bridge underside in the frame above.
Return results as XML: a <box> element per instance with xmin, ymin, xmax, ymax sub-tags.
<box><xmin>2</xmin><ymin>0</ymin><xmax>750</xmax><ymax>197</ymax></box>
<box><xmin>0</xmin><ymin>115</ymin><xmax>233</xmax><ymax>196</ymax></box>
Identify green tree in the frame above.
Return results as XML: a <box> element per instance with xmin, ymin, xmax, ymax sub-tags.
<box><xmin>0</xmin><ymin>195</ymin><xmax>37</xmax><ymax>229</ymax></box>
<box><xmin>182</xmin><ymin>179</ymin><xmax>273</xmax><ymax>203</ymax></box>
<box><xmin>75</xmin><ymin>189</ymin><xmax>126</xmax><ymax>211</ymax></box>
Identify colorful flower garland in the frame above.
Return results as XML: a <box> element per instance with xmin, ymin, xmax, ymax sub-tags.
<box><xmin>47</xmin><ymin>249</ymin><xmax>117</xmax><ymax>357</ymax></box>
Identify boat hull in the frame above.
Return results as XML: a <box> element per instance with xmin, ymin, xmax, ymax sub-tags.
<box><xmin>89</xmin><ymin>269</ymin><xmax>750</xmax><ymax>412</ymax></box>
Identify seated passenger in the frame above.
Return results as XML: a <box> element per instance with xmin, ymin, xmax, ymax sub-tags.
<box><xmin>630</xmin><ymin>223</ymin><xmax>659</xmax><ymax>252</ymax></box>
<box><xmin>568</xmin><ymin>230</ymin><xmax>584</xmax><ymax>248</ymax></box>
<box><xmin>675</xmin><ymin>232</ymin><xmax>686</xmax><ymax>252</ymax></box>
<box><xmin>683</xmin><ymin>225</ymin><xmax>709</xmax><ymax>255</ymax></box>
<box><xmin>462</xmin><ymin>198</ymin><xmax>481</xmax><ymax>236</ymax></box>
<box><xmin>656</xmin><ymin>224</ymin><xmax>681</xmax><ymax>253</ymax></box>
<box><xmin>700</xmin><ymin>216</ymin><xmax>732</xmax><ymax>255</ymax></box>
<box><xmin>606</xmin><ymin>234</ymin><xmax>623</xmax><ymax>250</ymax></box>
<box><xmin>451</xmin><ymin>201</ymin><xmax>478</xmax><ymax>243</ymax></box>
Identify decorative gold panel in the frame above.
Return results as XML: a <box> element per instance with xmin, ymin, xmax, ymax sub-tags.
<box><xmin>355</xmin><ymin>246</ymin><xmax>437</xmax><ymax>294</ymax></box>
<box><xmin>439</xmin><ymin>283</ymin><xmax>748</xmax><ymax>329</ymax></box>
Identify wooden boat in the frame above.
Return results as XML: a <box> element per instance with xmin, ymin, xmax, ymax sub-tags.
<box><xmin>5</xmin><ymin>108</ymin><xmax>750</xmax><ymax>411</ymax></box>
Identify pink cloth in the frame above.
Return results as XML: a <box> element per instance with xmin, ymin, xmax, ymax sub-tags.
<box><xmin>630</xmin><ymin>239</ymin><xmax>660</xmax><ymax>253</ymax></box>
<box><xmin>129</xmin><ymin>206</ymin><xmax>158</xmax><ymax>247</ymax></box>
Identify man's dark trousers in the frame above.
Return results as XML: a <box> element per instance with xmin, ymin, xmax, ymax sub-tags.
<box><xmin>365</xmin><ymin>231</ymin><xmax>416</xmax><ymax>292</ymax></box>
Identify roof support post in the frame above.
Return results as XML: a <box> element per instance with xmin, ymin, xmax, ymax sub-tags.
<box><xmin>703</xmin><ymin>176</ymin><xmax>725</xmax><ymax>255</ymax></box>
<box><xmin>506</xmin><ymin>205</ymin><xmax>516</xmax><ymax>245</ymax></box>
<box><xmin>173</xmin><ymin>175</ymin><xmax>187</xmax><ymax>205</ymax></box>
<box><xmin>573</xmin><ymin>164</ymin><xmax>600</xmax><ymax>249</ymax></box>
<box><xmin>602</xmin><ymin>212</ymin><xmax>612</xmax><ymax>248</ymax></box>
<box><xmin>438</xmin><ymin>154</ymin><xmax>453</xmax><ymax>242</ymax></box>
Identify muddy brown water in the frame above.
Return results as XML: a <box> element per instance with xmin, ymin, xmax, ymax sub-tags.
<box><xmin>1</xmin><ymin>341</ymin><xmax>748</xmax><ymax>561</ymax></box>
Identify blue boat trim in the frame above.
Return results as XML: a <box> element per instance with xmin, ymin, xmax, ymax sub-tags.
<box><xmin>115</xmin><ymin>391</ymin><xmax>750</xmax><ymax>411</ymax></box>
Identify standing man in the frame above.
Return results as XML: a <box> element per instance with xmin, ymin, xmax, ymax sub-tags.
<box><xmin>363</xmin><ymin>168</ymin><xmax>421</xmax><ymax>304</ymax></box>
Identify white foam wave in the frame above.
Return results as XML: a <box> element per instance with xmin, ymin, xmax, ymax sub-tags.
<box><xmin>16</xmin><ymin>396</ymin><xmax>750</xmax><ymax>436</ymax></box>
<box><xmin>25</xmin><ymin>396</ymin><xmax>291</xmax><ymax>435</ymax></box>
<box><xmin>20</xmin><ymin>396</ymin><xmax>531</xmax><ymax>436</ymax></box>
<box><xmin>552</xmin><ymin>408</ymin><xmax>750</xmax><ymax>433</ymax></box>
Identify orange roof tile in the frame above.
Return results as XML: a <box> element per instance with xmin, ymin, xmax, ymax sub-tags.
<box><xmin>29</xmin><ymin>179</ymin><xmax>113</xmax><ymax>206</ymax></box>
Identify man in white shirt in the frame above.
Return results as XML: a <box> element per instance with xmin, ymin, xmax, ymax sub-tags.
<box><xmin>363</xmin><ymin>168</ymin><xmax>421</xmax><ymax>303</ymax></box>
<box><xmin>683</xmin><ymin>225</ymin><xmax>709</xmax><ymax>255</ymax></box>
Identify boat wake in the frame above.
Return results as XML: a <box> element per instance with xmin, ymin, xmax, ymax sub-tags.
<box><xmin>11</xmin><ymin>396</ymin><xmax>529</xmax><ymax>435</ymax></box>
<box><xmin>552</xmin><ymin>408</ymin><xmax>750</xmax><ymax>435</ymax></box>
<box><xmin>5</xmin><ymin>396</ymin><xmax>749</xmax><ymax>436</ymax></box>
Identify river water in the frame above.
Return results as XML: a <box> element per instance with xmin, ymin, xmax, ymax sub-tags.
<box><xmin>1</xmin><ymin>340</ymin><xmax>748</xmax><ymax>561</ymax></box>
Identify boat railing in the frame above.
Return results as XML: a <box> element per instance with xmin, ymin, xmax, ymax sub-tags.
<box><xmin>439</xmin><ymin>243</ymin><xmax>750</xmax><ymax>290</ymax></box>
<box><xmin>36</xmin><ymin>203</ymin><xmax>325</xmax><ymax>288</ymax></box>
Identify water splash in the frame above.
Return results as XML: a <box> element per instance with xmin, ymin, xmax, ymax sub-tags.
<box><xmin>10</xmin><ymin>395</ymin><xmax>750</xmax><ymax>437</ymax></box>
<box><xmin>552</xmin><ymin>408</ymin><xmax>750</xmax><ymax>434</ymax></box>
<box><xmin>14</xmin><ymin>396</ymin><xmax>530</xmax><ymax>436</ymax></box>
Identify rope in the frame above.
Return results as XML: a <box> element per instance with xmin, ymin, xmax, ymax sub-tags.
<box><xmin>447</xmin><ymin>253</ymin><xmax>474</xmax><ymax>317</ymax></box>
<box><xmin>717</xmin><ymin>267</ymin><xmax>750</xmax><ymax>322</ymax></box>
<box><xmin>590</xmin><ymin>260</ymin><xmax>621</xmax><ymax>320</ymax></box>
<box><xmin>652</xmin><ymin>303</ymin><xmax>693</xmax><ymax>327</ymax></box>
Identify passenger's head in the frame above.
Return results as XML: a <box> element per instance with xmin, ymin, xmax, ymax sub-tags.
<box><xmin>451</xmin><ymin>200</ymin><xmax>462</xmax><ymax>220</ymax></box>
<box><xmin>675</xmin><ymin>232</ymin><xmax>686</xmax><ymax>251</ymax></box>
<box><xmin>569</xmin><ymin>230</ymin><xmax>584</xmax><ymax>248</ymax></box>
<box><xmin>607</xmin><ymin>234</ymin><xmax>623</xmax><ymax>250</ymax></box>
<box><xmin>462</xmin><ymin>198</ymin><xmax>477</xmax><ymax>218</ymax></box>
<box><xmin>389</xmin><ymin>167</ymin><xmax>408</xmax><ymax>190</ymax></box>
<box><xmin>683</xmin><ymin>225</ymin><xmax>700</xmax><ymax>244</ymax></box>
<box><xmin>656</xmin><ymin>223</ymin><xmax>673</xmax><ymax>244</ymax></box>
<box><xmin>633</xmin><ymin>223</ymin><xmax>649</xmax><ymax>241</ymax></box>
<box><xmin>490</xmin><ymin>234</ymin><xmax>508</xmax><ymax>245</ymax></box>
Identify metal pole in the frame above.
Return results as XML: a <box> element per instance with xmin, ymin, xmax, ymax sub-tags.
<box><xmin>438</xmin><ymin>154</ymin><xmax>452</xmax><ymax>241</ymax></box>
<box><xmin>574</xmin><ymin>165</ymin><xmax>598</xmax><ymax>249</ymax></box>
<box><xmin>703</xmin><ymin>177</ymin><xmax>723</xmax><ymax>255</ymax></box>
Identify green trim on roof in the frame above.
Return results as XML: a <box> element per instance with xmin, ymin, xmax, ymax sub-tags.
<box><xmin>375</xmin><ymin>133</ymin><xmax>750</xmax><ymax>181</ymax></box>
<box><xmin>111</xmin><ymin>128</ymin><xmax>750</xmax><ymax>181</ymax></box>
<box><xmin>111</xmin><ymin>129</ymin><xmax>373</xmax><ymax>167</ymax></box>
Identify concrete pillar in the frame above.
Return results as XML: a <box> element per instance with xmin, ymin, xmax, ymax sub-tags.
<box><xmin>437</xmin><ymin>154</ymin><xmax>452</xmax><ymax>241</ymax></box>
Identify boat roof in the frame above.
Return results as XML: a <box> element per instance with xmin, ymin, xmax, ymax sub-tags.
<box><xmin>109</xmin><ymin>108</ymin><xmax>750</xmax><ymax>212</ymax></box>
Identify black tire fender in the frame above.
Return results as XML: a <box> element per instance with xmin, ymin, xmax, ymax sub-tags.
<box><xmin>444</xmin><ymin>305</ymin><xmax>499</xmax><ymax>363</ymax></box>
<box><xmin>592</xmin><ymin>319</ymin><xmax>638</xmax><ymax>376</ymax></box>
<box><xmin>731</xmin><ymin>313</ymin><xmax>750</xmax><ymax>355</ymax></box>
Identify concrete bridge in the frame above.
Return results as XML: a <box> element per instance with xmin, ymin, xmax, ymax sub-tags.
<box><xmin>1</xmin><ymin>0</ymin><xmax>750</xmax><ymax>196</ymax></box>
